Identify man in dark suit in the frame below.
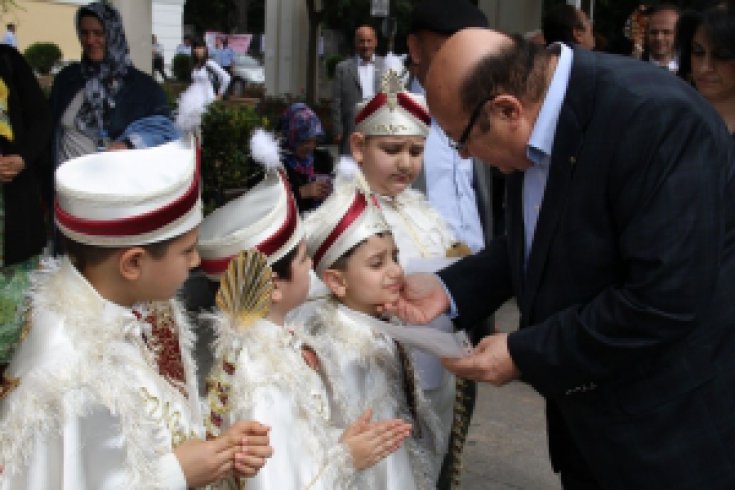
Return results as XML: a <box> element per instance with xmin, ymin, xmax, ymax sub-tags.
<box><xmin>390</xmin><ymin>28</ymin><xmax>735</xmax><ymax>489</ymax></box>
<box><xmin>332</xmin><ymin>25</ymin><xmax>384</xmax><ymax>154</ymax></box>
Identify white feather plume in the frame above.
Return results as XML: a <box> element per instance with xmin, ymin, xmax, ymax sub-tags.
<box><xmin>175</xmin><ymin>84</ymin><xmax>209</xmax><ymax>134</ymax></box>
<box><xmin>335</xmin><ymin>156</ymin><xmax>359</xmax><ymax>181</ymax></box>
<box><xmin>334</xmin><ymin>155</ymin><xmax>371</xmax><ymax>194</ymax></box>
<box><xmin>249</xmin><ymin>129</ymin><xmax>281</xmax><ymax>170</ymax></box>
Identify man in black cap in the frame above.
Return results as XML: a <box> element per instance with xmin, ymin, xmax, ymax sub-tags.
<box><xmin>542</xmin><ymin>4</ymin><xmax>595</xmax><ymax>49</ymax></box>
<box><xmin>406</xmin><ymin>1</ymin><xmax>492</xmax><ymax>488</ymax></box>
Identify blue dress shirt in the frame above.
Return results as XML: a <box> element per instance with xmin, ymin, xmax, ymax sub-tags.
<box><xmin>522</xmin><ymin>43</ymin><xmax>573</xmax><ymax>268</ymax></box>
<box><xmin>445</xmin><ymin>43</ymin><xmax>574</xmax><ymax>316</ymax></box>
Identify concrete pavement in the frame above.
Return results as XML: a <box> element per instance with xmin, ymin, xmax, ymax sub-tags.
<box><xmin>461</xmin><ymin>301</ymin><xmax>559</xmax><ymax>489</ymax></box>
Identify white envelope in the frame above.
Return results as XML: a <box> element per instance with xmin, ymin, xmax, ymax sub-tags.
<box><xmin>342</xmin><ymin>308</ymin><xmax>472</xmax><ymax>358</ymax></box>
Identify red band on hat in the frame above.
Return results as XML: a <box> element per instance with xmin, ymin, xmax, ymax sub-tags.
<box><xmin>355</xmin><ymin>93</ymin><xmax>388</xmax><ymax>124</ymax></box>
<box><xmin>397</xmin><ymin>92</ymin><xmax>431</xmax><ymax>126</ymax></box>
<box><xmin>257</xmin><ymin>172</ymin><xmax>298</xmax><ymax>256</ymax></box>
<box><xmin>313</xmin><ymin>192</ymin><xmax>367</xmax><ymax>269</ymax></box>
<box><xmin>200</xmin><ymin>172</ymin><xmax>299</xmax><ymax>277</ymax></box>
<box><xmin>199</xmin><ymin>255</ymin><xmax>233</xmax><ymax>276</ymax></box>
<box><xmin>55</xmin><ymin>174</ymin><xmax>200</xmax><ymax>237</ymax></box>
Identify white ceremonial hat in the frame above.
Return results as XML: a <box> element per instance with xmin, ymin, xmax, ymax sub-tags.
<box><xmin>55</xmin><ymin>137</ymin><xmax>202</xmax><ymax>247</ymax></box>
<box><xmin>354</xmin><ymin>56</ymin><xmax>431</xmax><ymax>138</ymax></box>
<box><xmin>197</xmin><ymin>130</ymin><xmax>303</xmax><ymax>281</ymax></box>
<box><xmin>303</xmin><ymin>157</ymin><xmax>391</xmax><ymax>276</ymax></box>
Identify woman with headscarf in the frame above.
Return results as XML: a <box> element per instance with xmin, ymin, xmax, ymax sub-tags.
<box><xmin>277</xmin><ymin>102</ymin><xmax>333</xmax><ymax>213</ymax></box>
<box><xmin>0</xmin><ymin>44</ymin><xmax>52</xmax><ymax>374</ymax></box>
<box><xmin>49</xmin><ymin>2</ymin><xmax>179</xmax><ymax>167</ymax></box>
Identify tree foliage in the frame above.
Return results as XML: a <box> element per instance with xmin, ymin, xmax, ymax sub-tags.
<box><xmin>184</xmin><ymin>0</ymin><xmax>264</xmax><ymax>35</ymax></box>
<box><xmin>321</xmin><ymin>0</ymin><xmax>421</xmax><ymax>54</ymax></box>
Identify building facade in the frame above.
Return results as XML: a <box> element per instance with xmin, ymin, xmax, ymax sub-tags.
<box><xmin>0</xmin><ymin>0</ymin><xmax>183</xmax><ymax>74</ymax></box>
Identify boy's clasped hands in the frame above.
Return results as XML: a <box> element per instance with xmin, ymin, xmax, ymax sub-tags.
<box><xmin>175</xmin><ymin>421</ymin><xmax>273</xmax><ymax>487</ymax></box>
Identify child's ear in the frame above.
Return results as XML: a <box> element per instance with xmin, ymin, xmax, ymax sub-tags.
<box><xmin>321</xmin><ymin>268</ymin><xmax>347</xmax><ymax>298</ymax></box>
<box><xmin>271</xmin><ymin>274</ymin><xmax>284</xmax><ymax>304</ymax></box>
<box><xmin>118</xmin><ymin>247</ymin><xmax>145</xmax><ymax>281</ymax></box>
<box><xmin>349</xmin><ymin>132</ymin><xmax>366</xmax><ymax>164</ymax></box>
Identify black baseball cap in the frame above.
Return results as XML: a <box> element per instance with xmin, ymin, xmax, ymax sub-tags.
<box><xmin>409</xmin><ymin>0</ymin><xmax>489</xmax><ymax>35</ymax></box>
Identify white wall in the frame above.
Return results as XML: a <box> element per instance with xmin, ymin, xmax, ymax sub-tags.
<box><xmin>264</xmin><ymin>0</ymin><xmax>309</xmax><ymax>97</ymax></box>
<box><xmin>112</xmin><ymin>0</ymin><xmax>153</xmax><ymax>72</ymax></box>
<box><xmin>153</xmin><ymin>0</ymin><xmax>186</xmax><ymax>72</ymax></box>
<box><xmin>478</xmin><ymin>0</ymin><xmax>544</xmax><ymax>35</ymax></box>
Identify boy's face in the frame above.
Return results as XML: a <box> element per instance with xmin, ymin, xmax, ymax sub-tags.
<box><xmin>327</xmin><ymin>234</ymin><xmax>403</xmax><ymax>316</ymax></box>
<box><xmin>352</xmin><ymin>135</ymin><xmax>425</xmax><ymax>197</ymax></box>
<box><xmin>138</xmin><ymin>228</ymin><xmax>200</xmax><ymax>301</ymax></box>
<box><xmin>275</xmin><ymin>241</ymin><xmax>312</xmax><ymax>313</ymax></box>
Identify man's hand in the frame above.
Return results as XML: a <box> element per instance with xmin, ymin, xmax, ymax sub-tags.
<box><xmin>442</xmin><ymin>333</ymin><xmax>520</xmax><ymax>386</ymax></box>
<box><xmin>223</xmin><ymin>420</ymin><xmax>273</xmax><ymax>478</ymax></box>
<box><xmin>379</xmin><ymin>272</ymin><xmax>450</xmax><ymax>324</ymax></box>
<box><xmin>0</xmin><ymin>154</ymin><xmax>24</xmax><ymax>182</ymax></box>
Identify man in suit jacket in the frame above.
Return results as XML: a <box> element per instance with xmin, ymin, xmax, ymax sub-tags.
<box><xmin>407</xmin><ymin>0</ymin><xmax>491</xmax><ymax>254</ymax></box>
<box><xmin>390</xmin><ymin>29</ymin><xmax>735</xmax><ymax>489</ymax></box>
<box><xmin>332</xmin><ymin>25</ymin><xmax>383</xmax><ymax>155</ymax></box>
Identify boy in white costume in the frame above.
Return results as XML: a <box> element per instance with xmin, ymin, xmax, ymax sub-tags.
<box><xmin>0</xmin><ymin>140</ymin><xmax>272</xmax><ymax>489</ymax></box>
<box><xmin>198</xmin><ymin>130</ymin><xmax>413</xmax><ymax>490</ymax></box>
<box><xmin>347</xmin><ymin>61</ymin><xmax>474</xmax><ymax>483</ymax></box>
<box><xmin>301</xmin><ymin>162</ymin><xmax>444</xmax><ymax>489</ymax></box>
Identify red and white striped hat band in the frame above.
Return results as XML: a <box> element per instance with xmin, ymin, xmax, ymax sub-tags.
<box><xmin>304</xmin><ymin>173</ymin><xmax>390</xmax><ymax>276</ymax></box>
<box><xmin>55</xmin><ymin>138</ymin><xmax>202</xmax><ymax>247</ymax></box>
<box><xmin>197</xmin><ymin>170</ymin><xmax>303</xmax><ymax>281</ymax></box>
<box><xmin>354</xmin><ymin>88</ymin><xmax>431</xmax><ymax>137</ymax></box>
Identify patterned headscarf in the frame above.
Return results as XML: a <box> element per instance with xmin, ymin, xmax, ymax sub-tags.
<box><xmin>278</xmin><ymin>103</ymin><xmax>324</xmax><ymax>152</ymax></box>
<box><xmin>74</xmin><ymin>2</ymin><xmax>132</xmax><ymax>141</ymax></box>
<box><xmin>278</xmin><ymin>103</ymin><xmax>325</xmax><ymax>178</ymax></box>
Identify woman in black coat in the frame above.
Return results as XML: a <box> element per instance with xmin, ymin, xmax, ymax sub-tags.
<box><xmin>0</xmin><ymin>44</ymin><xmax>52</xmax><ymax>367</ymax></box>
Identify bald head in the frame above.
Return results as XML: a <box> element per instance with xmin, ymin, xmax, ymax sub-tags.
<box><xmin>425</xmin><ymin>28</ymin><xmax>551</xmax><ymax>172</ymax></box>
<box><xmin>426</xmin><ymin>29</ymin><xmax>513</xmax><ymax>121</ymax></box>
<box><xmin>355</xmin><ymin>25</ymin><xmax>377</xmax><ymax>62</ymax></box>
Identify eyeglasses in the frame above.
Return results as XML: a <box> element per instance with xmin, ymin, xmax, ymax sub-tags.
<box><xmin>448</xmin><ymin>95</ymin><xmax>496</xmax><ymax>152</ymax></box>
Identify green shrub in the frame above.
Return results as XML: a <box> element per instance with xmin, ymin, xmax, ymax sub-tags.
<box><xmin>200</xmin><ymin>102</ymin><xmax>266</xmax><ymax>214</ymax></box>
<box><xmin>172</xmin><ymin>53</ymin><xmax>192</xmax><ymax>82</ymax></box>
<box><xmin>23</xmin><ymin>42</ymin><xmax>62</xmax><ymax>75</ymax></box>
<box><xmin>161</xmin><ymin>80</ymin><xmax>189</xmax><ymax>110</ymax></box>
<box><xmin>255</xmin><ymin>95</ymin><xmax>335</xmax><ymax>143</ymax></box>
<box><xmin>325</xmin><ymin>54</ymin><xmax>342</xmax><ymax>80</ymax></box>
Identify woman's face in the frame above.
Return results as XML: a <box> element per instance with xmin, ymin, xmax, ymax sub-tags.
<box><xmin>691</xmin><ymin>26</ymin><xmax>735</xmax><ymax>103</ymax></box>
<box><xmin>193</xmin><ymin>46</ymin><xmax>207</xmax><ymax>60</ymax></box>
<box><xmin>79</xmin><ymin>15</ymin><xmax>106</xmax><ymax>63</ymax></box>
<box><xmin>294</xmin><ymin>138</ymin><xmax>317</xmax><ymax>160</ymax></box>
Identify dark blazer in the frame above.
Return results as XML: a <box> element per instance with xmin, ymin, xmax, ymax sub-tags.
<box><xmin>439</xmin><ymin>48</ymin><xmax>735</xmax><ymax>489</ymax></box>
<box><xmin>0</xmin><ymin>46</ymin><xmax>51</xmax><ymax>265</ymax></box>
<box><xmin>332</xmin><ymin>56</ymin><xmax>384</xmax><ymax>154</ymax></box>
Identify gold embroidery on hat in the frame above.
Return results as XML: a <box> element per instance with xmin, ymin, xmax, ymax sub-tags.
<box><xmin>373</xmin><ymin>123</ymin><xmax>410</xmax><ymax>134</ymax></box>
<box><xmin>381</xmin><ymin>69</ymin><xmax>404</xmax><ymax>111</ymax></box>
